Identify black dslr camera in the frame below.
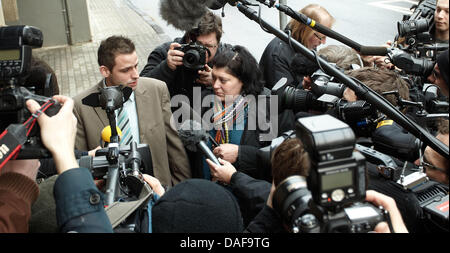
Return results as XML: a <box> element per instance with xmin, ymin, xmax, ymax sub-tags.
<box><xmin>0</xmin><ymin>25</ymin><xmax>61</xmax><ymax>159</ymax></box>
<box><xmin>175</xmin><ymin>43</ymin><xmax>210</xmax><ymax>71</ymax></box>
<box><xmin>310</xmin><ymin>67</ymin><xmax>346</xmax><ymax>98</ymax></box>
<box><xmin>273</xmin><ymin>115</ymin><xmax>390</xmax><ymax>233</ymax></box>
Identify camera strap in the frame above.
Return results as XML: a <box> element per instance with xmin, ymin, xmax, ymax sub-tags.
<box><xmin>0</xmin><ymin>124</ymin><xmax>28</xmax><ymax>170</ymax></box>
<box><xmin>0</xmin><ymin>100</ymin><xmax>55</xmax><ymax>170</ymax></box>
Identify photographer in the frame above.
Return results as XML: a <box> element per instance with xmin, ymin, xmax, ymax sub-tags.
<box><xmin>416</xmin><ymin>119</ymin><xmax>449</xmax><ymax>185</ymax></box>
<box><xmin>434</xmin><ymin>0</ymin><xmax>449</xmax><ymax>43</ymax></box>
<box><xmin>140</xmin><ymin>11</ymin><xmax>232</xmax><ymax>108</ymax></box>
<box><xmin>427</xmin><ymin>48</ymin><xmax>449</xmax><ymax>97</ymax></box>
<box><xmin>259</xmin><ymin>4</ymin><xmax>335</xmax><ymax>89</ymax></box>
<box><xmin>1</xmin><ymin>95</ymin><xmax>113</xmax><ymax>233</ymax></box>
<box><xmin>207</xmin><ymin>137</ymin><xmax>408</xmax><ymax>233</ymax></box>
<box><xmin>27</xmin><ymin>95</ymin><xmax>113</xmax><ymax>233</ymax></box>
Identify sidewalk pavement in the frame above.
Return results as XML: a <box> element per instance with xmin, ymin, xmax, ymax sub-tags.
<box><xmin>33</xmin><ymin>0</ymin><xmax>170</xmax><ymax>98</ymax></box>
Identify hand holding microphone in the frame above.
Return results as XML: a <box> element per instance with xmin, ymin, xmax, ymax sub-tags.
<box><xmin>206</xmin><ymin>157</ymin><xmax>237</xmax><ymax>184</ymax></box>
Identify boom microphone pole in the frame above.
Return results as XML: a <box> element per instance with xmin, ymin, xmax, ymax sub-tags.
<box><xmin>273</xmin><ymin>3</ymin><xmax>388</xmax><ymax>55</ymax></box>
<box><xmin>235</xmin><ymin>2</ymin><xmax>448</xmax><ymax>159</ymax></box>
<box><xmin>239</xmin><ymin>0</ymin><xmax>388</xmax><ymax>55</ymax></box>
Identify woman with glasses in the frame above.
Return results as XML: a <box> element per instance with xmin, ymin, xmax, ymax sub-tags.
<box><xmin>259</xmin><ymin>4</ymin><xmax>335</xmax><ymax>90</ymax></box>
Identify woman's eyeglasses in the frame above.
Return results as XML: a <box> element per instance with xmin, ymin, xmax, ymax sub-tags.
<box><xmin>313</xmin><ymin>32</ymin><xmax>326</xmax><ymax>42</ymax></box>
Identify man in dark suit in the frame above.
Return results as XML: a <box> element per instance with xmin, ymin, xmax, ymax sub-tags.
<box><xmin>73</xmin><ymin>36</ymin><xmax>191</xmax><ymax>187</ymax></box>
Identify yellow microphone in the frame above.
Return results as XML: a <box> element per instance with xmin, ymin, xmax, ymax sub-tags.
<box><xmin>101</xmin><ymin>125</ymin><xmax>122</xmax><ymax>144</ymax></box>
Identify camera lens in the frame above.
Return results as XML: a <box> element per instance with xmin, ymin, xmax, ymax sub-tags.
<box><xmin>273</xmin><ymin>176</ymin><xmax>311</xmax><ymax>227</ymax></box>
<box><xmin>283</xmin><ymin>86</ymin><xmax>325</xmax><ymax>113</ymax></box>
<box><xmin>397</xmin><ymin>19</ymin><xmax>429</xmax><ymax>37</ymax></box>
<box><xmin>183</xmin><ymin>50</ymin><xmax>201</xmax><ymax>69</ymax></box>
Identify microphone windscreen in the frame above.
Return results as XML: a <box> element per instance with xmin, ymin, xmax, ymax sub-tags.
<box><xmin>82</xmin><ymin>92</ymin><xmax>100</xmax><ymax>107</ymax></box>
<box><xmin>178</xmin><ymin>119</ymin><xmax>208</xmax><ymax>152</ymax></box>
<box><xmin>159</xmin><ymin>0</ymin><xmax>215</xmax><ymax>31</ymax></box>
<box><xmin>359</xmin><ymin>46</ymin><xmax>388</xmax><ymax>56</ymax></box>
<box><xmin>101</xmin><ymin>125</ymin><xmax>122</xmax><ymax>143</ymax></box>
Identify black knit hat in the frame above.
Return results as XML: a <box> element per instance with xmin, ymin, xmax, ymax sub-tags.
<box><xmin>437</xmin><ymin>49</ymin><xmax>449</xmax><ymax>88</ymax></box>
<box><xmin>152</xmin><ymin>179</ymin><xmax>244</xmax><ymax>233</ymax></box>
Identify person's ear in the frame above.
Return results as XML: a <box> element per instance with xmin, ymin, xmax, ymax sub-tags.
<box><xmin>99</xmin><ymin>65</ymin><xmax>111</xmax><ymax>78</ymax></box>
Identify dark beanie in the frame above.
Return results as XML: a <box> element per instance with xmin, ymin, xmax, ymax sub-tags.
<box><xmin>152</xmin><ymin>179</ymin><xmax>244</xmax><ymax>233</ymax></box>
<box><xmin>437</xmin><ymin>49</ymin><xmax>449</xmax><ymax>87</ymax></box>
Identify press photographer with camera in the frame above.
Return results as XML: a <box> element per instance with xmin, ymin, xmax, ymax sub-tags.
<box><xmin>0</xmin><ymin>95</ymin><xmax>113</xmax><ymax>233</ymax></box>
<box><xmin>207</xmin><ymin>119</ymin><xmax>408</xmax><ymax>233</ymax></box>
<box><xmin>140</xmin><ymin>11</ymin><xmax>232</xmax><ymax>108</ymax></box>
<box><xmin>415</xmin><ymin>119</ymin><xmax>449</xmax><ymax>185</ymax></box>
<box><xmin>427</xmin><ymin>48</ymin><xmax>449</xmax><ymax>97</ymax></box>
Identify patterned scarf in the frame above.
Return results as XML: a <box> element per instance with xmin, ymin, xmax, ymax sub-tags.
<box><xmin>212</xmin><ymin>95</ymin><xmax>249</xmax><ymax>144</ymax></box>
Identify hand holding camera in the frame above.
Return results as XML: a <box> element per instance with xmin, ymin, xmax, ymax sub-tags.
<box><xmin>167</xmin><ymin>42</ymin><xmax>185</xmax><ymax>71</ymax></box>
<box><xmin>365</xmin><ymin>190</ymin><xmax>408</xmax><ymax>233</ymax></box>
<box><xmin>26</xmin><ymin>95</ymin><xmax>78</xmax><ymax>174</ymax></box>
<box><xmin>196</xmin><ymin>64</ymin><xmax>213</xmax><ymax>86</ymax></box>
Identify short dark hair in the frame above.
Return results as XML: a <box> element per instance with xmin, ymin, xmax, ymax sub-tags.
<box><xmin>271</xmin><ymin>138</ymin><xmax>311</xmax><ymax>187</ymax></box>
<box><xmin>345</xmin><ymin>67</ymin><xmax>410</xmax><ymax>107</ymax></box>
<box><xmin>186</xmin><ymin>11</ymin><xmax>223</xmax><ymax>43</ymax></box>
<box><xmin>27</xmin><ymin>56</ymin><xmax>60</xmax><ymax>95</ymax></box>
<box><xmin>210</xmin><ymin>45</ymin><xmax>264</xmax><ymax>96</ymax></box>
<box><xmin>98</xmin><ymin>36</ymin><xmax>135</xmax><ymax>70</ymax></box>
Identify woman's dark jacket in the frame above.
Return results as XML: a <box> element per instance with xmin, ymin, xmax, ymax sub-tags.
<box><xmin>259</xmin><ymin>31</ymin><xmax>318</xmax><ymax>90</ymax></box>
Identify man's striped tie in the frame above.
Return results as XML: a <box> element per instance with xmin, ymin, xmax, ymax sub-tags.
<box><xmin>117</xmin><ymin>107</ymin><xmax>133</xmax><ymax>145</ymax></box>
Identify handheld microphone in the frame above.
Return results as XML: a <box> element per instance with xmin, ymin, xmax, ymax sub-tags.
<box><xmin>178</xmin><ymin>119</ymin><xmax>221</xmax><ymax>165</ymax></box>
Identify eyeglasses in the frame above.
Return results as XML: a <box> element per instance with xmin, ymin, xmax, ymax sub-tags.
<box><xmin>420</xmin><ymin>155</ymin><xmax>447</xmax><ymax>174</ymax></box>
<box><xmin>197</xmin><ymin>41</ymin><xmax>218</xmax><ymax>50</ymax></box>
<box><xmin>313</xmin><ymin>32</ymin><xmax>326</xmax><ymax>42</ymax></box>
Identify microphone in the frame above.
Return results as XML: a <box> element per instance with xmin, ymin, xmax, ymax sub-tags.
<box><xmin>101</xmin><ymin>125</ymin><xmax>122</xmax><ymax>144</ymax></box>
<box><xmin>359</xmin><ymin>46</ymin><xmax>389</xmax><ymax>56</ymax></box>
<box><xmin>178</xmin><ymin>119</ymin><xmax>221</xmax><ymax>165</ymax></box>
<box><xmin>82</xmin><ymin>86</ymin><xmax>133</xmax><ymax>110</ymax></box>
<box><xmin>160</xmin><ymin>0</ymin><xmax>216</xmax><ymax>31</ymax></box>
<box><xmin>159</xmin><ymin>0</ymin><xmax>243</xmax><ymax>31</ymax></box>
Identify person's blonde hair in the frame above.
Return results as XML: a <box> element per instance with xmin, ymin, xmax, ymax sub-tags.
<box><xmin>288</xmin><ymin>4</ymin><xmax>335</xmax><ymax>48</ymax></box>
